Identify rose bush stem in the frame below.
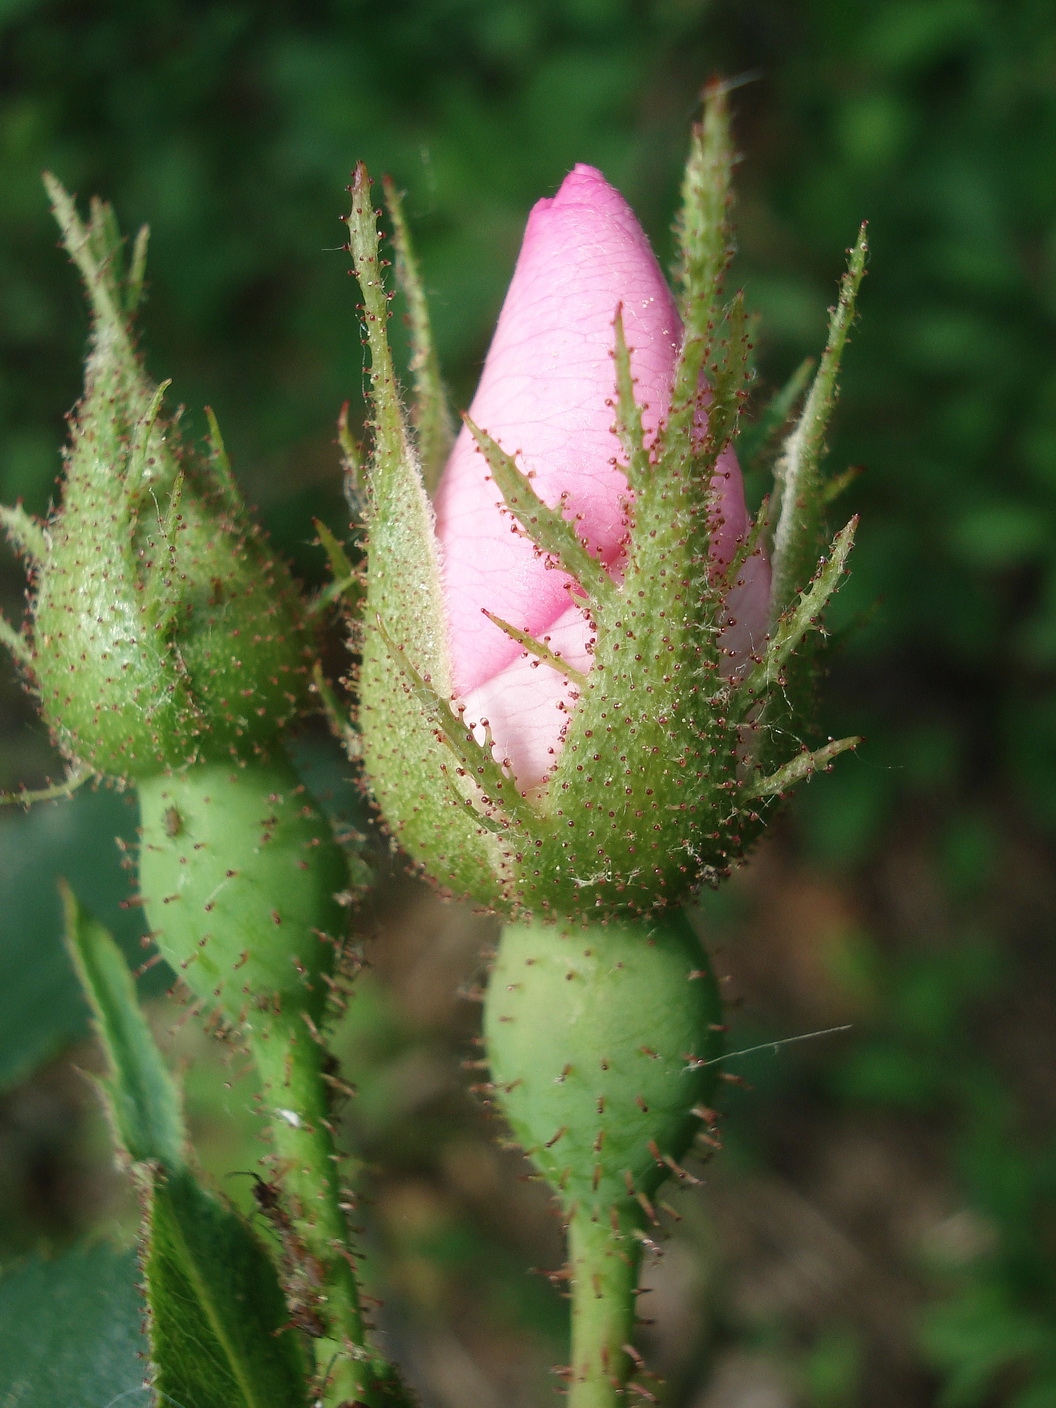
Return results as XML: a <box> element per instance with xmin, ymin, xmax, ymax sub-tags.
<box><xmin>567</xmin><ymin>1207</ymin><xmax>644</xmax><ymax>1408</ymax></box>
<box><xmin>249</xmin><ymin>1009</ymin><xmax>392</xmax><ymax>1407</ymax></box>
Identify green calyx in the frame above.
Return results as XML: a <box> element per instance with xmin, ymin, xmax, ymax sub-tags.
<box><xmin>1</xmin><ymin>180</ymin><xmax>311</xmax><ymax>779</ymax></box>
<box><xmin>139</xmin><ymin>756</ymin><xmax>348</xmax><ymax>1027</ymax></box>
<box><xmin>483</xmin><ymin>911</ymin><xmax>722</xmax><ymax>1221</ymax></box>
<box><xmin>346</xmin><ymin>88</ymin><xmax>865</xmax><ymax>924</ymax></box>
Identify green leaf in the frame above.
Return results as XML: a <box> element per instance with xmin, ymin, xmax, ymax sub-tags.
<box><xmin>0</xmin><ymin>1242</ymin><xmax>148</xmax><ymax>1408</ymax></box>
<box><xmin>146</xmin><ymin>1167</ymin><xmax>310</xmax><ymax>1408</ymax></box>
<box><xmin>0</xmin><ymin>786</ymin><xmax>165</xmax><ymax>1091</ymax></box>
<box><xmin>62</xmin><ymin>882</ymin><xmax>186</xmax><ymax>1169</ymax></box>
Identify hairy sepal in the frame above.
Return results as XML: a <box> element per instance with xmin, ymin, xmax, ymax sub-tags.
<box><xmin>346</xmin><ymin>168</ymin><xmax>519</xmax><ymax>905</ymax></box>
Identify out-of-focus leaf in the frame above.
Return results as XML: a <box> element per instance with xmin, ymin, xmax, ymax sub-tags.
<box><xmin>0</xmin><ymin>786</ymin><xmax>166</xmax><ymax>1090</ymax></box>
<box><xmin>62</xmin><ymin>883</ymin><xmax>186</xmax><ymax>1169</ymax></box>
<box><xmin>0</xmin><ymin>1242</ymin><xmax>147</xmax><ymax>1408</ymax></box>
<box><xmin>920</xmin><ymin>1281</ymin><xmax>1056</xmax><ymax>1408</ymax></box>
<box><xmin>145</xmin><ymin>1167</ymin><xmax>309</xmax><ymax>1408</ymax></box>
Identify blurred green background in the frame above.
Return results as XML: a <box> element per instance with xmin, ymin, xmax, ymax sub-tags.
<box><xmin>2</xmin><ymin>1</ymin><xmax>1055</xmax><ymax>1405</ymax></box>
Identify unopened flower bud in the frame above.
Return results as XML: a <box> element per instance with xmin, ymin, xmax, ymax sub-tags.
<box><xmin>347</xmin><ymin>89</ymin><xmax>864</xmax><ymax>922</ymax></box>
<box><xmin>15</xmin><ymin>180</ymin><xmax>311</xmax><ymax>779</ymax></box>
<box><xmin>0</xmin><ymin>184</ymin><xmax>354</xmax><ymax>1030</ymax></box>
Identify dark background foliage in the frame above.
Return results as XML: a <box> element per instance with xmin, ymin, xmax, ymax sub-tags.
<box><xmin>1</xmin><ymin>2</ymin><xmax>1055</xmax><ymax>1405</ymax></box>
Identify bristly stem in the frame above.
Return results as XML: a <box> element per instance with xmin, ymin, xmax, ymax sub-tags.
<box><xmin>567</xmin><ymin>1206</ymin><xmax>645</xmax><ymax>1408</ymax></box>
<box><xmin>249</xmin><ymin>1012</ymin><xmax>414</xmax><ymax>1408</ymax></box>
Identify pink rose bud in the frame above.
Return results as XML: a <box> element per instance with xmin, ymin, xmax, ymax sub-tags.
<box><xmin>347</xmin><ymin>95</ymin><xmax>863</xmax><ymax>920</ymax></box>
<box><xmin>434</xmin><ymin>164</ymin><xmax>770</xmax><ymax>792</ymax></box>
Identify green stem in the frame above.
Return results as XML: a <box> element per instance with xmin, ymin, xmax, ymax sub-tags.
<box><xmin>567</xmin><ymin>1205</ymin><xmax>645</xmax><ymax>1408</ymax></box>
<box><xmin>249</xmin><ymin>1011</ymin><xmax>408</xmax><ymax>1407</ymax></box>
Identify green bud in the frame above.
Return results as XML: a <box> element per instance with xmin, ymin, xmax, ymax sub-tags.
<box><xmin>139</xmin><ymin>756</ymin><xmax>348</xmax><ymax>1027</ymax></box>
<box><xmin>9</xmin><ymin>180</ymin><xmax>311</xmax><ymax>779</ymax></box>
<box><xmin>483</xmin><ymin>912</ymin><xmax>722</xmax><ymax>1221</ymax></box>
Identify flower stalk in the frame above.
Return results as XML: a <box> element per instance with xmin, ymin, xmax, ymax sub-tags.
<box><xmin>0</xmin><ymin>180</ymin><xmax>411</xmax><ymax>1403</ymax></box>
<box><xmin>566</xmin><ymin>1209</ymin><xmax>644</xmax><ymax>1408</ymax></box>
<box><xmin>344</xmin><ymin>78</ymin><xmax>866</xmax><ymax>1404</ymax></box>
<box><xmin>348</xmin><ymin>84</ymin><xmax>863</xmax><ymax>925</ymax></box>
<box><xmin>250</xmin><ymin>1012</ymin><xmax>411</xmax><ymax>1407</ymax></box>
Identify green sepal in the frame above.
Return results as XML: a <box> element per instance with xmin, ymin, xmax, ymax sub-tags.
<box><xmin>768</xmin><ymin>225</ymin><xmax>868</xmax><ymax>622</ymax></box>
<box><xmin>337</xmin><ymin>400</ymin><xmax>366</xmax><ymax>515</ymax></box>
<box><xmin>736</xmin><ymin>356</ymin><xmax>814</xmax><ymax>478</ymax></box>
<box><xmin>748</xmin><ymin>733</ymin><xmax>861</xmax><ymax>800</ymax></box>
<box><xmin>673</xmin><ymin>80</ymin><xmax>735</xmax><ymax>350</ymax></box>
<box><xmin>721</xmin><ymin>498</ymin><xmax>770</xmax><ymax>598</ymax></box>
<box><xmin>695</xmin><ymin>288</ymin><xmax>751</xmax><ymax>478</ymax></box>
<box><xmin>666</xmin><ymin>81</ymin><xmax>736</xmax><ymax>462</ymax></box>
<box><xmin>0</xmin><ymin>611</ymin><xmax>32</xmax><ymax>671</ymax></box>
<box><xmin>463</xmin><ymin>415</ymin><xmax>614</xmax><ymax>604</ymax></box>
<box><xmin>482</xmin><ymin>609</ymin><xmax>589</xmax><ymax>689</ymax></box>
<box><xmin>42</xmin><ymin>173</ymin><xmax>144</xmax><ymax>357</ymax></box>
<box><xmin>382</xmin><ymin>176</ymin><xmax>455</xmax><ymax>492</ymax></box>
<box><xmin>526</xmin><ymin>344</ymin><xmax>744</xmax><ymax>912</ymax></box>
<box><xmin>344</xmin><ymin>165</ymin><xmax>416</xmax><ymax>499</ymax></box>
<box><xmin>527</xmin><ymin>558</ymin><xmax>732</xmax><ymax>913</ymax></box>
<box><xmin>145</xmin><ymin>1166</ymin><xmax>310</xmax><ymax>1408</ymax></box>
<box><xmin>484</xmin><ymin>912</ymin><xmax>722</xmax><ymax>1220</ymax></box>
<box><xmin>311</xmin><ymin>660</ymin><xmax>361</xmax><ymax>763</ymax></box>
<box><xmin>374</xmin><ymin>617</ymin><xmax>531</xmax><ymax>829</ymax></box>
<box><xmin>0</xmin><ymin>503</ymin><xmax>46</xmax><ymax>563</ymax></box>
<box><xmin>611</xmin><ymin>311</ymin><xmax>652</xmax><ymax>495</ymax></box>
<box><xmin>312</xmin><ymin>518</ymin><xmax>364</xmax><ymax>618</ymax></box>
<box><xmin>203</xmin><ymin>406</ymin><xmax>244</xmax><ymax>517</ymax></box>
<box><xmin>61</xmin><ymin>882</ymin><xmax>186</xmax><ymax>1169</ymax></box>
<box><xmin>0</xmin><ymin>764</ymin><xmax>92</xmax><ymax>809</ymax></box>
<box><xmin>735</xmin><ymin>516</ymin><xmax>857</xmax><ymax>714</ymax></box>
<box><xmin>347</xmin><ymin>167</ymin><xmax>510</xmax><ymax>902</ymax></box>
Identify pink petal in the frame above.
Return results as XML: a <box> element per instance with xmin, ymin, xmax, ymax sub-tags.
<box><xmin>433</xmin><ymin>164</ymin><xmax>768</xmax><ymax>791</ymax></box>
<box><xmin>459</xmin><ymin>604</ymin><xmax>594</xmax><ymax>792</ymax></box>
<box><xmin>435</xmin><ymin>164</ymin><xmax>682</xmax><ymax>695</ymax></box>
